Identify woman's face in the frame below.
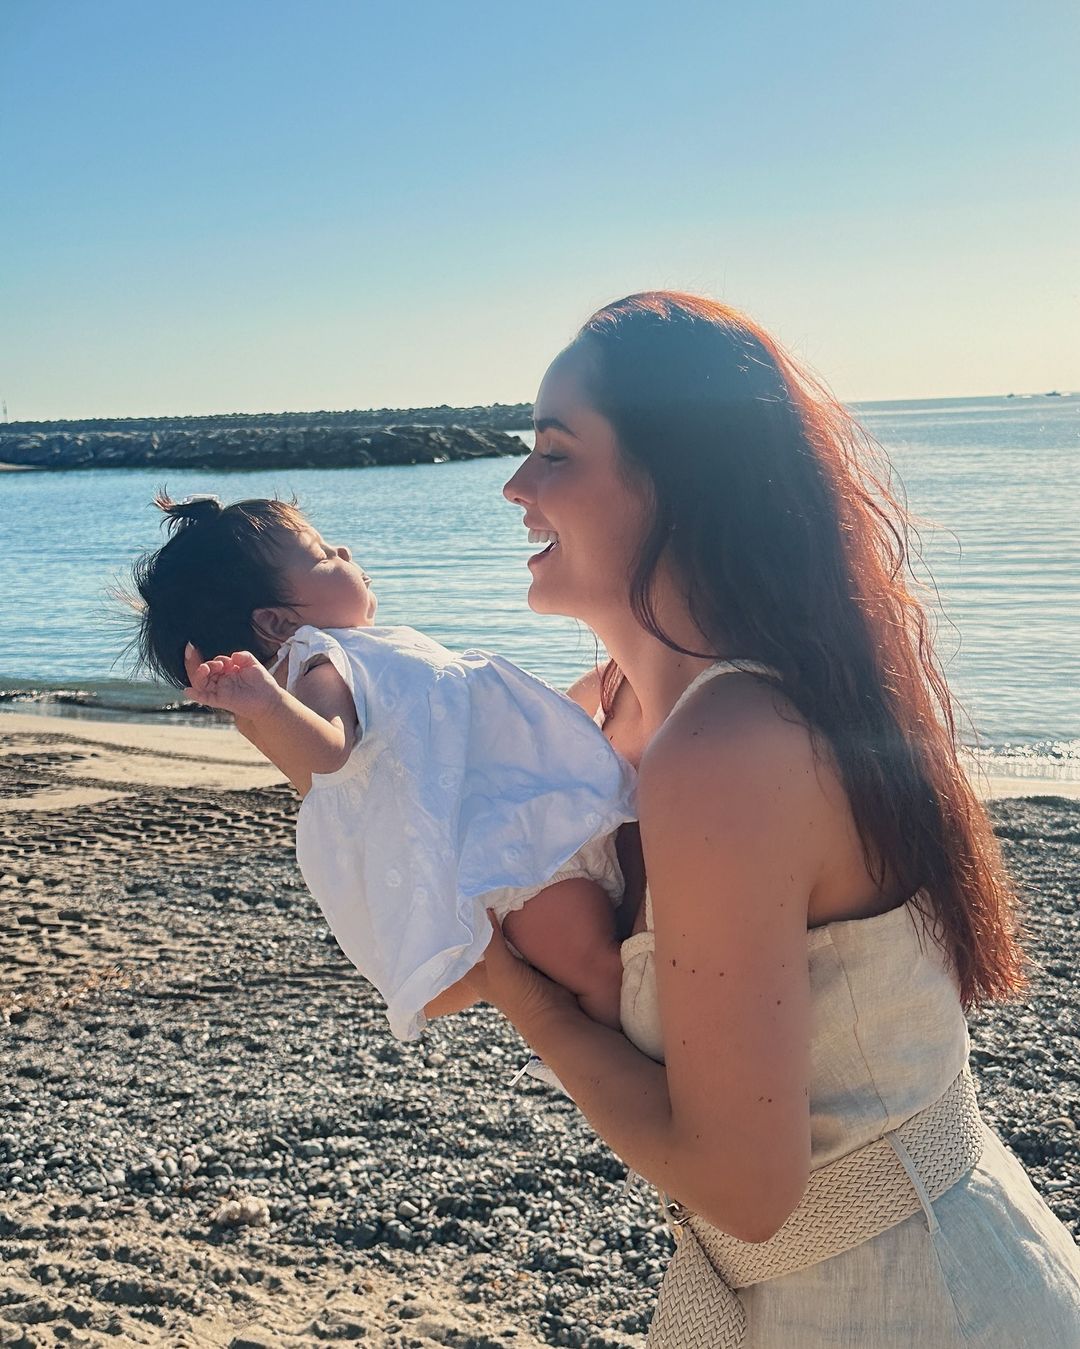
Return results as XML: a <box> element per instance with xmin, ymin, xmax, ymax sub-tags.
<box><xmin>503</xmin><ymin>348</ymin><xmax>652</xmax><ymax>628</ymax></box>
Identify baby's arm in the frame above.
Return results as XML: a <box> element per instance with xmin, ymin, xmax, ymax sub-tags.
<box><xmin>184</xmin><ymin>646</ymin><xmax>357</xmax><ymax>796</ymax></box>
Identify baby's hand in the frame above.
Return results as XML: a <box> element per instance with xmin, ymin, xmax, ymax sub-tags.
<box><xmin>183</xmin><ymin>645</ymin><xmax>281</xmax><ymax>718</ymax></box>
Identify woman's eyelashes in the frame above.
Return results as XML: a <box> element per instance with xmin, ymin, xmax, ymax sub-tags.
<box><xmin>535</xmin><ymin>450</ymin><xmax>567</xmax><ymax>463</ymax></box>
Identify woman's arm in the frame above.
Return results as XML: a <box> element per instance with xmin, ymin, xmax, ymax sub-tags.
<box><xmin>184</xmin><ymin>646</ymin><xmax>357</xmax><ymax>795</ymax></box>
<box><xmin>474</xmin><ymin>690</ymin><xmax>819</xmax><ymax>1243</ymax></box>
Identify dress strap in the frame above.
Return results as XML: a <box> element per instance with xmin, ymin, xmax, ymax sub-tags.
<box><xmin>669</xmin><ymin>660</ymin><xmax>779</xmax><ymax>721</ymax></box>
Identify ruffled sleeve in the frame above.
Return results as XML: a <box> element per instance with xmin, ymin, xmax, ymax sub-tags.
<box><xmin>271</xmin><ymin>625</ymin><xmax>367</xmax><ymax>735</ymax></box>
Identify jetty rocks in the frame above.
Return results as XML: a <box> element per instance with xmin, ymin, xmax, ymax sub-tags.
<box><xmin>0</xmin><ymin>428</ymin><xmax>525</xmax><ymax>477</ymax></box>
<box><xmin>0</xmin><ymin>420</ymin><xmax>529</xmax><ymax>472</ymax></box>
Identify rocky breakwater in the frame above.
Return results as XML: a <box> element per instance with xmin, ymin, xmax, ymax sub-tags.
<box><xmin>0</xmin><ymin>424</ymin><xmax>527</xmax><ymax>472</ymax></box>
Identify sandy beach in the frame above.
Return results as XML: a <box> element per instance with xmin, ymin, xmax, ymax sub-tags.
<box><xmin>1</xmin><ymin>712</ymin><xmax>1077</xmax><ymax>1347</ymax></box>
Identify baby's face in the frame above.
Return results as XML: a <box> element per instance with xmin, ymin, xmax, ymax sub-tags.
<box><xmin>273</xmin><ymin>523</ymin><xmax>378</xmax><ymax>630</ymax></box>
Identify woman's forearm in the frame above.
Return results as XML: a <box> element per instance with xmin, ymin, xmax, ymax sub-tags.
<box><xmin>465</xmin><ymin>922</ymin><xmax>802</xmax><ymax>1241</ymax></box>
<box><xmin>513</xmin><ymin>999</ymin><xmax>791</xmax><ymax>1240</ymax></box>
<box><xmin>524</xmin><ymin>999</ymin><xmax>674</xmax><ymax>1159</ymax></box>
<box><xmin>506</xmin><ymin>1003</ymin><xmax>722</xmax><ymax>1224</ymax></box>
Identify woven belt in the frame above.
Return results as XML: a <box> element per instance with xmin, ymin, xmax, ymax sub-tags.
<box><xmin>646</xmin><ymin>1066</ymin><xmax>984</xmax><ymax>1348</ymax></box>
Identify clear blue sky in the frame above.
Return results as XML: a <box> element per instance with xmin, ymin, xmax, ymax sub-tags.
<box><xmin>2</xmin><ymin>0</ymin><xmax>1077</xmax><ymax>419</ymax></box>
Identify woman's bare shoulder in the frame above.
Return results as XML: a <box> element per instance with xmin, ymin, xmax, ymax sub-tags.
<box><xmin>639</xmin><ymin>672</ymin><xmax>824</xmax><ymax>844</ymax></box>
<box><xmin>564</xmin><ymin>664</ymin><xmax>604</xmax><ymax>716</ymax></box>
<box><xmin>655</xmin><ymin>670</ymin><xmax>811</xmax><ymax>762</ymax></box>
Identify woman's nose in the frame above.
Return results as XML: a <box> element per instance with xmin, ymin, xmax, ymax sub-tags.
<box><xmin>337</xmin><ymin>545</ymin><xmax>351</xmax><ymax>562</ymax></box>
<box><xmin>503</xmin><ymin>459</ymin><xmax>531</xmax><ymax>505</ymax></box>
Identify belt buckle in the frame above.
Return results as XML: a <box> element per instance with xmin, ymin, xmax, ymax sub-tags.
<box><xmin>660</xmin><ymin>1192</ymin><xmax>691</xmax><ymax>1236</ymax></box>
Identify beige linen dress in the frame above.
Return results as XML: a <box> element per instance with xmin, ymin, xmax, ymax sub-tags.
<box><xmin>618</xmin><ymin>666</ymin><xmax>1080</xmax><ymax>1346</ymax></box>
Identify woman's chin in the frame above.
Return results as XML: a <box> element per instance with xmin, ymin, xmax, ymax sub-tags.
<box><xmin>526</xmin><ymin>584</ymin><xmax>579</xmax><ymax>622</ymax></box>
<box><xmin>526</xmin><ymin>582</ymin><xmax>558</xmax><ymax>616</ymax></box>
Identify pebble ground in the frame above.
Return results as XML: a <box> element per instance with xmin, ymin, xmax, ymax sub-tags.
<box><xmin>1</xmin><ymin>745</ymin><xmax>1076</xmax><ymax>1346</ymax></box>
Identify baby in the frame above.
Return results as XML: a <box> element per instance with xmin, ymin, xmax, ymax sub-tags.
<box><xmin>131</xmin><ymin>495</ymin><xmax>635</xmax><ymax>1040</ymax></box>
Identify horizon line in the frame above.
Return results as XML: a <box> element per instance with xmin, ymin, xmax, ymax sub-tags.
<box><xmin>2</xmin><ymin>390</ymin><xmax>1075</xmax><ymax>428</ymax></box>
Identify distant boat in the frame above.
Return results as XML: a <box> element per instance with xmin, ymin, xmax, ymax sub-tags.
<box><xmin>1045</xmin><ymin>390</ymin><xmax>1062</xmax><ymax>397</ymax></box>
<box><xmin>1006</xmin><ymin>393</ymin><xmax>1015</xmax><ymax>398</ymax></box>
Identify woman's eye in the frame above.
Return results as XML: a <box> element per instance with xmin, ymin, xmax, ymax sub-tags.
<box><xmin>536</xmin><ymin>451</ymin><xmax>566</xmax><ymax>463</ymax></box>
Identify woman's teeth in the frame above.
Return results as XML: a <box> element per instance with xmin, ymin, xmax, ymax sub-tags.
<box><xmin>528</xmin><ymin>529</ymin><xmax>559</xmax><ymax>546</ymax></box>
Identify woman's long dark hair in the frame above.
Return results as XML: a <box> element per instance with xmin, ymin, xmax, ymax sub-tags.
<box><xmin>575</xmin><ymin>291</ymin><xmax>1023</xmax><ymax>1008</ymax></box>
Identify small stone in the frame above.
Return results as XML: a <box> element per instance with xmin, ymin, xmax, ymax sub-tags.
<box><xmin>229</xmin><ymin>1332</ymin><xmax>275</xmax><ymax>1349</ymax></box>
<box><xmin>212</xmin><ymin>1197</ymin><xmax>271</xmax><ymax>1228</ymax></box>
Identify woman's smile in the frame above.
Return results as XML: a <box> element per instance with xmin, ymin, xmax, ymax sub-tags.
<box><xmin>503</xmin><ymin>351</ymin><xmax>649</xmax><ymax>626</ymax></box>
<box><xmin>524</xmin><ymin>523</ymin><xmax>559</xmax><ymax>566</ymax></box>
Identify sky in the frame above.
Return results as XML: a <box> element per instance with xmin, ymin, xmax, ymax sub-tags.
<box><xmin>2</xmin><ymin>0</ymin><xmax>1078</xmax><ymax>420</ymax></box>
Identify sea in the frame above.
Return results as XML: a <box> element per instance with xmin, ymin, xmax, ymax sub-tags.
<box><xmin>1</xmin><ymin>395</ymin><xmax>1077</xmax><ymax>786</ymax></box>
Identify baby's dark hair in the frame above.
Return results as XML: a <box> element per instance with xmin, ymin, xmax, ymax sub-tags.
<box><xmin>132</xmin><ymin>494</ymin><xmax>308</xmax><ymax>687</ymax></box>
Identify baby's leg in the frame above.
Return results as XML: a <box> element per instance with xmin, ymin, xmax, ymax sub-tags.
<box><xmin>502</xmin><ymin>878</ymin><xmax>622</xmax><ymax>1029</ymax></box>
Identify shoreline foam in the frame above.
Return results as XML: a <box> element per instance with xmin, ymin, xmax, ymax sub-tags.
<box><xmin>3</xmin><ymin>705</ymin><xmax>1077</xmax><ymax>802</ymax></box>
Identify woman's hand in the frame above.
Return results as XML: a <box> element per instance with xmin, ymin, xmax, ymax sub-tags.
<box><xmin>183</xmin><ymin>644</ymin><xmax>282</xmax><ymax>719</ymax></box>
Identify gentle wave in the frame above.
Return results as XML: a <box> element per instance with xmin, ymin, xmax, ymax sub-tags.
<box><xmin>5</xmin><ymin>681</ymin><xmax>1078</xmax><ymax>786</ymax></box>
<box><xmin>1</xmin><ymin>397</ymin><xmax>1077</xmax><ymax>775</ymax></box>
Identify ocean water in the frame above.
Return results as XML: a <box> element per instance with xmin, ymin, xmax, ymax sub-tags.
<box><xmin>1</xmin><ymin>396</ymin><xmax>1077</xmax><ymax>780</ymax></box>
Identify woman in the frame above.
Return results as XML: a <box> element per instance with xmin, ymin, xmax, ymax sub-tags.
<box><xmin>449</xmin><ymin>293</ymin><xmax>1080</xmax><ymax>1345</ymax></box>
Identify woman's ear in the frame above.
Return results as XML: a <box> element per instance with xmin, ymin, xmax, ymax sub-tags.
<box><xmin>252</xmin><ymin>605</ymin><xmax>298</xmax><ymax>646</ymax></box>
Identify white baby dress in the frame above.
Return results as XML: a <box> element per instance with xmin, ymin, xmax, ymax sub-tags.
<box><xmin>275</xmin><ymin>625</ymin><xmax>637</xmax><ymax>1040</ymax></box>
